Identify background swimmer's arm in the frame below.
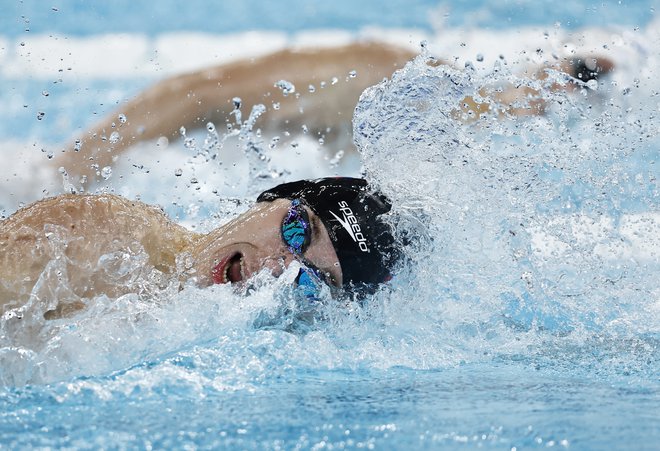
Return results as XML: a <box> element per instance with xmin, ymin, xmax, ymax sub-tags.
<box><xmin>52</xmin><ymin>42</ymin><xmax>415</xmax><ymax>185</ymax></box>
<box><xmin>0</xmin><ymin>194</ymin><xmax>197</xmax><ymax>317</ymax></box>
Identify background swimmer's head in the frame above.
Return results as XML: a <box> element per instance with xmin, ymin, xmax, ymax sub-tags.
<box><xmin>258</xmin><ymin>177</ymin><xmax>401</xmax><ymax>295</ymax></box>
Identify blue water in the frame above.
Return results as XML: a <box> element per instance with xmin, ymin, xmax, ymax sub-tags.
<box><xmin>2</xmin><ymin>365</ymin><xmax>657</xmax><ymax>449</ymax></box>
<box><xmin>4</xmin><ymin>0</ymin><xmax>657</xmax><ymax>36</ymax></box>
<box><xmin>2</xmin><ymin>1</ymin><xmax>660</xmax><ymax>450</ymax></box>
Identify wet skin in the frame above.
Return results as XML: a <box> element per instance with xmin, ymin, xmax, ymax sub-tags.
<box><xmin>0</xmin><ymin>194</ymin><xmax>341</xmax><ymax>318</ymax></box>
<box><xmin>190</xmin><ymin>198</ymin><xmax>342</xmax><ymax>288</ymax></box>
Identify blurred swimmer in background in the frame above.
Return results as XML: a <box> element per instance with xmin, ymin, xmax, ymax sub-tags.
<box><xmin>51</xmin><ymin>41</ymin><xmax>613</xmax><ymax>185</ymax></box>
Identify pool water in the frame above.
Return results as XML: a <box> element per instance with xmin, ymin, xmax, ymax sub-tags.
<box><xmin>1</xmin><ymin>1</ymin><xmax>659</xmax><ymax>449</ymax></box>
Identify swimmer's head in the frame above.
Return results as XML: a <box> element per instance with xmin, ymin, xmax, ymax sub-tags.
<box><xmin>257</xmin><ymin>177</ymin><xmax>401</xmax><ymax>295</ymax></box>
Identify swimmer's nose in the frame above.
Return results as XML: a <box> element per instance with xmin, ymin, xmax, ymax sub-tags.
<box><xmin>260</xmin><ymin>252</ymin><xmax>297</xmax><ymax>278</ymax></box>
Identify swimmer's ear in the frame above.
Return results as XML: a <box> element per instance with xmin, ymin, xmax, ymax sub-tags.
<box><xmin>568</xmin><ymin>56</ymin><xmax>615</xmax><ymax>83</ymax></box>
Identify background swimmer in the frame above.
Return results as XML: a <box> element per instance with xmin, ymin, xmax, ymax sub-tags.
<box><xmin>50</xmin><ymin>41</ymin><xmax>614</xmax><ymax>185</ymax></box>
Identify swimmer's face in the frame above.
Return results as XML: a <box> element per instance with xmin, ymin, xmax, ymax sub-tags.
<box><xmin>191</xmin><ymin>198</ymin><xmax>342</xmax><ymax>288</ymax></box>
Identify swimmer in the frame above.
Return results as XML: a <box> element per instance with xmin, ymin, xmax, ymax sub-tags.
<box><xmin>0</xmin><ymin>177</ymin><xmax>399</xmax><ymax>319</ymax></box>
<box><xmin>52</xmin><ymin>41</ymin><xmax>614</xmax><ymax>185</ymax></box>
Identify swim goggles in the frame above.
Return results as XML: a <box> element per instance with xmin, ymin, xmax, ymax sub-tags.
<box><xmin>281</xmin><ymin>199</ymin><xmax>332</xmax><ymax>301</ymax></box>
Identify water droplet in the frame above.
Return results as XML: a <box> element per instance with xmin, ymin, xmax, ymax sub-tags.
<box><xmin>174</xmin><ymin>168</ymin><xmax>183</xmax><ymax>177</ymax></box>
<box><xmin>36</xmin><ymin>112</ymin><xmax>45</xmax><ymax>120</ymax></box>
<box><xmin>302</xmin><ymin>124</ymin><xmax>308</xmax><ymax>134</ymax></box>
<box><xmin>348</xmin><ymin>70</ymin><xmax>357</xmax><ymax>78</ymax></box>
<box><xmin>109</xmin><ymin>131</ymin><xmax>120</xmax><ymax>144</ymax></box>
<box><xmin>184</xmin><ymin>137</ymin><xmax>196</xmax><ymax>149</ymax></box>
<box><xmin>179</xmin><ymin>126</ymin><xmax>187</xmax><ymax>136</ymax></box>
<box><xmin>269</xmin><ymin>136</ymin><xmax>280</xmax><ymax>149</ymax></box>
<box><xmin>320</xmin><ymin>81</ymin><xmax>326</xmax><ymax>89</ymax></box>
<box><xmin>42</xmin><ymin>90</ymin><xmax>49</xmax><ymax>97</ymax></box>
<box><xmin>74</xmin><ymin>139</ymin><xmax>82</xmax><ymax>152</ymax></box>
<box><xmin>156</xmin><ymin>136</ymin><xmax>169</xmax><ymax>148</ymax></box>
<box><xmin>329</xmin><ymin>149</ymin><xmax>344</xmax><ymax>166</ymax></box>
<box><xmin>101</xmin><ymin>166</ymin><xmax>113</xmax><ymax>180</ymax></box>
<box><xmin>308</xmin><ymin>84</ymin><xmax>316</xmax><ymax>93</ymax></box>
<box><xmin>190</xmin><ymin>177</ymin><xmax>198</xmax><ymax>184</ymax></box>
<box><xmin>118</xmin><ymin>113</ymin><xmax>127</xmax><ymax>124</ymax></box>
<box><xmin>274</xmin><ymin>80</ymin><xmax>296</xmax><ymax>95</ymax></box>
<box><xmin>272</xmin><ymin>102</ymin><xmax>280</xmax><ymax>110</ymax></box>
<box><xmin>476</xmin><ymin>54</ymin><xmax>484</xmax><ymax>62</ymax></box>
<box><xmin>206</xmin><ymin>122</ymin><xmax>216</xmax><ymax>133</ymax></box>
<box><xmin>331</xmin><ymin>77</ymin><xmax>339</xmax><ymax>85</ymax></box>
<box><xmin>232</xmin><ymin>97</ymin><xmax>242</xmax><ymax>109</ymax></box>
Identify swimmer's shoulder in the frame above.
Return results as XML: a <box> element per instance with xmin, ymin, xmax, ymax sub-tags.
<box><xmin>2</xmin><ymin>193</ymin><xmax>175</xmax><ymax>233</ymax></box>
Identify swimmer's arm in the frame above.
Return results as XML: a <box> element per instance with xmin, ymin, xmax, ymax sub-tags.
<box><xmin>0</xmin><ymin>194</ymin><xmax>197</xmax><ymax>314</ymax></box>
<box><xmin>52</xmin><ymin>42</ymin><xmax>415</xmax><ymax>185</ymax></box>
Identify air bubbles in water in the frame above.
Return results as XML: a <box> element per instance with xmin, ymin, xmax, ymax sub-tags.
<box><xmin>109</xmin><ymin>131</ymin><xmax>120</xmax><ymax>144</ymax></box>
<box><xmin>118</xmin><ymin>113</ymin><xmax>127</xmax><ymax>124</ymax></box>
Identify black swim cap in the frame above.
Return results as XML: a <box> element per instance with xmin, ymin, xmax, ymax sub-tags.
<box><xmin>257</xmin><ymin>177</ymin><xmax>400</xmax><ymax>293</ymax></box>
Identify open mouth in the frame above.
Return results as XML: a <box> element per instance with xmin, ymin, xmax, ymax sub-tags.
<box><xmin>211</xmin><ymin>252</ymin><xmax>245</xmax><ymax>284</ymax></box>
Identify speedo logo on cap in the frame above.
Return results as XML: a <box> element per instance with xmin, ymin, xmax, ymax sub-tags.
<box><xmin>329</xmin><ymin>201</ymin><xmax>370</xmax><ymax>253</ymax></box>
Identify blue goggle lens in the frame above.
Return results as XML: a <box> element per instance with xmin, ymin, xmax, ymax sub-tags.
<box><xmin>294</xmin><ymin>266</ymin><xmax>324</xmax><ymax>301</ymax></box>
<box><xmin>281</xmin><ymin>199</ymin><xmax>311</xmax><ymax>254</ymax></box>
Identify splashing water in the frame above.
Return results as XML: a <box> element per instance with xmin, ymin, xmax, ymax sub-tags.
<box><xmin>353</xmin><ymin>52</ymin><xmax>659</xmax><ymax>375</ymax></box>
<box><xmin>1</xmin><ymin>28</ymin><xmax>660</xmax><ymax>450</ymax></box>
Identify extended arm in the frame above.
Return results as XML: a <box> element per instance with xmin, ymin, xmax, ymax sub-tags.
<box><xmin>53</xmin><ymin>42</ymin><xmax>416</xmax><ymax>185</ymax></box>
